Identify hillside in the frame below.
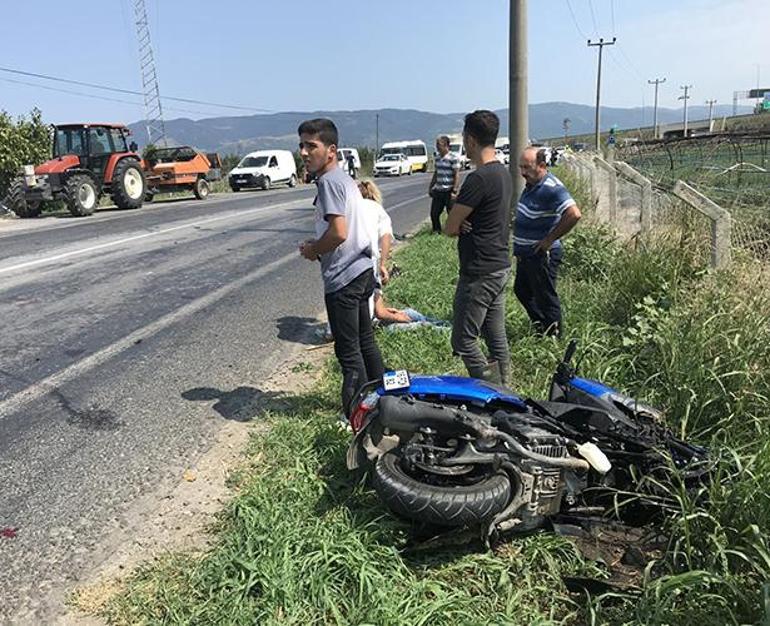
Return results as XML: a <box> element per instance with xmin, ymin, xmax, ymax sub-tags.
<box><xmin>128</xmin><ymin>102</ymin><xmax>751</xmax><ymax>154</ymax></box>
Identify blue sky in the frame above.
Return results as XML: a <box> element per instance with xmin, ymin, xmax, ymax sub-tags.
<box><xmin>0</xmin><ymin>0</ymin><xmax>767</xmax><ymax>124</ymax></box>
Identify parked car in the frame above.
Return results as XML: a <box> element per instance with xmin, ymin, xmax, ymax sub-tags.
<box><xmin>494</xmin><ymin>148</ymin><xmax>509</xmax><ymax>165</ymax></box>
<box><xmin>229</xmin><ymin>150</ymin><xmax>297</xmax><ymax>191</ymax></box>
<box><xmin>373</xmin><ymin>153</ymin><xmax>412</xmax><ymax>177</ymax></box>
<box><xmin>380</xmin><ymin>140</ymin><xmax>428</xmax><ymax>173</ymax></box>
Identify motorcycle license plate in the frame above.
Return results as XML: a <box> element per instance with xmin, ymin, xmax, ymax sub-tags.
<box><xmin>383</xmin><ymin>370</ymin><xmax>410</xmax><ymax>391</ymax></box>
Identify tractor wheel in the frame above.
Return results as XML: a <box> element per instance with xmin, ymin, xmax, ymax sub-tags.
<box><xmin>261</xmin><ymin>176</ymin><xmax>271</xmax><ymax>191</ymax></box>
<box><xmin>6</xmin><ymin>179</ymin><xmax>42</xmax><ymax>218</ymax></box>
<box><xmin>193</xmin><ymin>178</ymin><xmax>210</xmax><ymax>200</ymax></box>
<box><xmin>111</xmin><ymin>159</ymin><xmax>145</xmax><ymax>209</ymax></box>
<box><xmin>64</xmin><ymin>175</ymin><xmax>99</xmax><ymax>217</ymax></box>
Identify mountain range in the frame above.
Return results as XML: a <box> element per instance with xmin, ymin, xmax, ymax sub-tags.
<box><xmin>128</xmin><ymin>102</ymin><xmax>749</xmax><ymax>155</ymax></box>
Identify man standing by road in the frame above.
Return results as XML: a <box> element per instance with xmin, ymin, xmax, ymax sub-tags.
<box><xmin>444</xmin><ymin>111</ymin><xmax>512</xmax><ymax>384</ymax></box>
<box><xmin>513</xmin><ymin>147</ymin><xmax>582</xmax><ymax>337</ymax></box>
<box><xmin>298</xmin><ymin>118</ymin><xmax>384</xmax><ymax>414</ymax></box>
<box><xmin>428</xmin><ymin>135</ymin><xmax>460</xmax><ymax>233</ymax></box>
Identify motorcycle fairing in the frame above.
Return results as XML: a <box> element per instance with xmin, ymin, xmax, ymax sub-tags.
<box><xmin>378</xmin><ymin>374</ymin><xmax>528</xmax><ymax>410</ymax></box>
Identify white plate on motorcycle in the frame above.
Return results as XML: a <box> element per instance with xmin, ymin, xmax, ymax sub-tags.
<box><xmin>382</xmin><ymin>370</ymin><xmax>410</xmax><ymax>391</ymax></box>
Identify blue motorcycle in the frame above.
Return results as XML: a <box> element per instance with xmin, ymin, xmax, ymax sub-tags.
<box><xmin>347</xmin><ymin>341</ymin><xmax>708</xmax><ymax>536</ymax></box>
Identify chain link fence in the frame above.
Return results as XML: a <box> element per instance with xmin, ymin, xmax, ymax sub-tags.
<box><xmin>560</xmin><ymin>133</ymin><xmax>770</xmax><ymax>268</ymax></box>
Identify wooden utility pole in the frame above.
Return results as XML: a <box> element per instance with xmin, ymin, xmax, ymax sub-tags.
<box><xmin>647</xmin><ymin>77</ymin><xmax>666</xmax><ymax>139</ymax></box>
<box><xmin>587</xmin><ymin>37</ymin><xmax>616</xmax><ymax>151</ymax></box>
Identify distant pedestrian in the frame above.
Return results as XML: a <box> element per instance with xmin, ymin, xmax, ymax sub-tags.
<box><xmin>347</xmin><ymin>153</ymin><xmax>357</xmax><ymax>178</ymax></box>
<box><xmin>298</xmin><ymin>118</ymin><xmax>384</xmax><ymax>415</ymax></box>
<box><xmin>513</xmin><ymin>146</ymin><xmax>582</xmax><ymax>337</ymax></box>
<box><xmin>428</xmin><ymin>135</ymin><xmax>460</xmax><ymax>233</ymax></box>
<box><xmin>444</xmin><ymin>110</ymin><xmax>512</xmax><ymax>384</ymax></box>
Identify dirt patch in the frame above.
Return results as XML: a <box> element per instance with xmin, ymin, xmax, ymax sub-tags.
<box><xmin>64</xmin><ymin>339</ymin><xmax>334</xmax><ymax>624</ymax></box>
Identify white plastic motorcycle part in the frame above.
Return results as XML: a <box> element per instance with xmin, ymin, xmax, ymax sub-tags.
<box><xmin>577</xmin><ymin>442</ymin><xmax>612</xmax><ymax>474</ymax></box>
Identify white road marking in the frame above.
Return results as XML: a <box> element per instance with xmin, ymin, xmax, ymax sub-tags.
<box><xmin>0</xmin><ymin>198</ymin><xmax>308</xmax><ymax>276</ymax></box>
<box><xmin>0</xmin><ymin>250</ymin><xmax>298</xmax><ymax>421</ymax></box>
<box><xmin>0</xmin><ymin>188</ymin><xmax>431</xmax><ymax>420</ymax></box>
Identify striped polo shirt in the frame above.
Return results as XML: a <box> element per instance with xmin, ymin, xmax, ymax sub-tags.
<box><xmin>433</xmin><ymin>151</ymin><xmax>460</xmax><ymax>191</ymax></box>
<box><xmin>513</xmin><ymin>172</ymin><xmax>575</xmax><ymax>256</ymax></box>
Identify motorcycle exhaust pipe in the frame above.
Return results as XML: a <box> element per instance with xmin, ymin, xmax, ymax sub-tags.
<box><xmin>377</xmin><ymin>395</ymin><xmax>477</xmax><ymax>436</ymax></box>
<box><xmin>378</xmin><ymin>396</ymin><xmax>591</xmax><ymax>472</ymax></box>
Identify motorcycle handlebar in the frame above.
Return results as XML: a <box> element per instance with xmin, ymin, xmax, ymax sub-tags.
<box><xmin>563</xmin><ymin>339</ymin><xmax>577</xmax><ymax>365</ymax></box>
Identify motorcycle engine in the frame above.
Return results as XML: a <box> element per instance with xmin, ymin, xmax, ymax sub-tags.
<box><xmin>495</xmin><ymin>418</ymin><xmax>575</xmax><ymax>527</ymax></box>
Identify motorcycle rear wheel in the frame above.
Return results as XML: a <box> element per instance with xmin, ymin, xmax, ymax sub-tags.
<box><xmin>373</xmin><ymin>450</ymin><xmax>511</xmax><ymax>527</ymax></box>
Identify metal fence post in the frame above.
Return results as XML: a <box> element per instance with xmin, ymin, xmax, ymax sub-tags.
<box><xmin>672</xmin><ymin>180</ymin><xmax>732</xmax><ymax>268</ymax></box>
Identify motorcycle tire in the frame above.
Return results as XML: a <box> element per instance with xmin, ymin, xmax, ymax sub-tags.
<box><xmin>372</xmin><ymin>450</ymin><xmax>511</xmax><ymax>527</ymax></box>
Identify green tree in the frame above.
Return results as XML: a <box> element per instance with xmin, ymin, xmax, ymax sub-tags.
<box><xmin>0</xmin><ymin>108</ymin><xmax>51</xmax><ymax>197</ymax></box>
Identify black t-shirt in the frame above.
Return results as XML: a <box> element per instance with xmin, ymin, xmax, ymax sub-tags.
<box><xmin>455</xmin><ymin>161</ymin><xmax>512</xmax><ymax>276</ymax></box>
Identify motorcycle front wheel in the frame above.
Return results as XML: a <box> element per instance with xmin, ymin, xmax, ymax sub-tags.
<box><xmin>372</xmin><ymin>450</ymin><xmax>511</xmax><ymax>527</ymax></box>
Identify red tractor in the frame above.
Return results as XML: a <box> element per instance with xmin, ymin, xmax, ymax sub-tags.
<box><xmin>7</xmin><ymin>123</ymin><xmax>146</xmax><ymax>218</ymax></box>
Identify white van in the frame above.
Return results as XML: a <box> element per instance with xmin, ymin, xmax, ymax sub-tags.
<box><xmin>229</xmin><ymin>149</ymin><xmax>297</xmax><ymax>191</ymax></box>
<box><xmin>337</xmin><ymin>148</ymin><xmax>361</xmax><ymax>177</ymax></box>
<box><xmin>445</xmin><ymin>133</ymin><xmax>470</xmax><ymax>170</ymax></box>
<box><xmin>380</xmin><ymin>140</ymin><xmax>428</xmax><ymax>173</ymax></box>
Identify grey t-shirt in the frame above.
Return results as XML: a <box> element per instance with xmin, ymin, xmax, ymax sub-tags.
<box><xmin>314</xmin><ymin>167</ymin><xmax>373</xmax><ymax>293</ymax></box>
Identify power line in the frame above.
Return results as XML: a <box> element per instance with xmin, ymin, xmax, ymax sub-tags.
<box><xmin>0</xmin><ymin>76</ymin><xmax>229</xmax><ymax>118</ymax></box>
<box><xmin>587</xmin><ymin>0</ymin><xmax>600</xmax><ymax>35</ymax></box>
<box><xmin>564</xmin><ymin>0</ymin><xmax>589</xmax><ymax>39</ymax></box>
<box><xmin>609</xmin><ymin>0</ymin><xmax>616</xmax><ymax>35</ymax></box>
<box><xmin>615</xmin><ymin>44</ymin><xmax>643</xmax><ymax>79</ymax></box>
<box><xmin>0</xmin><ymin>66</ymin><xmax>272</xmax><ymax>113</ymax></box>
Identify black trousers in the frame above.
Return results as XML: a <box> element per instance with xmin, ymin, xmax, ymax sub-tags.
<box><xmin>325</xmin><ymin>269</ymin><xmax>384</xmax><ymax>414</ymax></box>
<box><xmin>430</xmin><ymin>190</ymin><xmax>453</xmax><ymax>232</ymax></box>
<box><xmin>513</xmin><ymin>248</ymin><xmax>563</xmax><ymax>336</ymax></box>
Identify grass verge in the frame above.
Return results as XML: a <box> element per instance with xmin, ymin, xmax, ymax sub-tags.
<box><xmin>97</xmin><ymin>177</ymin><xmax>770</xmax><ymax>624</ymax></box>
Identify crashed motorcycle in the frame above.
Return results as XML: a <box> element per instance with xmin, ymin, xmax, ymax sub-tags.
<box><xmin>347</xmin><ymin>341</ymin><xmax>708</xmax><ymax>537</ymax></box>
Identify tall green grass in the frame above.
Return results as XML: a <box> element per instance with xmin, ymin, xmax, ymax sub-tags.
<box><xmin>101</xmin><ymin>189</ymin><xmax>770</xmax><ymax>624</ymax></box>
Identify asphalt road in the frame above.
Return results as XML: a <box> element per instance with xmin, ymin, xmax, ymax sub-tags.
<box><xmin>0</xmin><ymin>174</ymin><xmax>433</xmax><ymax>622</ymax></box>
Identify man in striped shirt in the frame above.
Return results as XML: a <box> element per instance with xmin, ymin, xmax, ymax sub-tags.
<box><xmin>428</xmin><ymin>135</ymin><xmax>460</xmax><ymax>233</ymax></box>
<box><xmin>513</xmin><ymin>147</ymin><xmax>581</xmax><ymax>337</ymax></box>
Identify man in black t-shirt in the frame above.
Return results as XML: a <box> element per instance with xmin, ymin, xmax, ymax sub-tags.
<box><xmin>444</xmin><ymin>110</ymin><xmax>512</xmax><ymax>385</ymax></box>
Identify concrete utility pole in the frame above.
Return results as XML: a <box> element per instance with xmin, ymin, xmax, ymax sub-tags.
<box><xmin>587</xmin><ymin>37</ymin><xmax>616</xmax><ymax>152</ymax></box>
<box><xmin>706</xmin><ymin>99</ymin><xmax>717</xmax><ymax>129</ymax></box>
<box><xmin>375</xmin><ymin>113</ymin><xmax>379</xmax><ymax>154</ymax></box>
<box><xmin>648</xmin><ymin>77</ymin><xmax>666</xmax><ymax>140</ymax></box>
<box><xmin>509</xmin><ymin>0</ymin><xmax>528</xmax><ymax>209</ymax></box>
<box><xmin>679</xmin><ymin>85</ymin><xmax>693</xmax><ymax>137</ymax></box>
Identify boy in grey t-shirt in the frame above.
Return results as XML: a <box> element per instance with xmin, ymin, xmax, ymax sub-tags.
<box><xmin>298</xmin><ymin>118</ymin><xmax>384</xmax><ymax>415</ymax></box>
